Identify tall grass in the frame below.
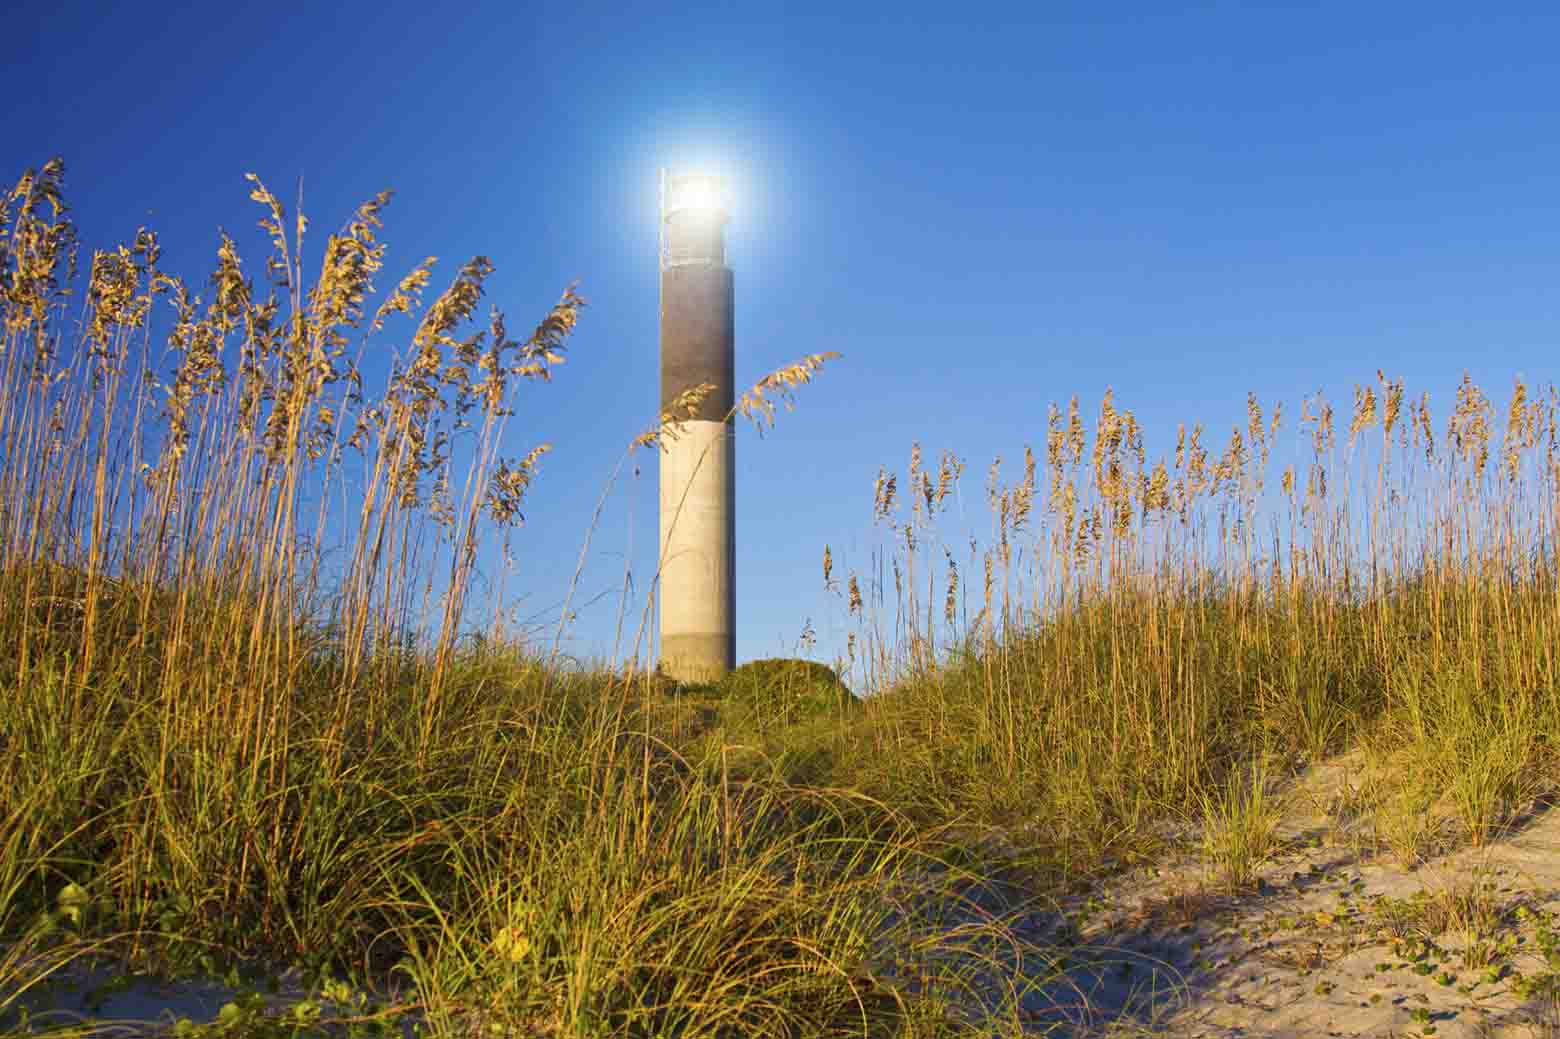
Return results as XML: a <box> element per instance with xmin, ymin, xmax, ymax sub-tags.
<box><xmin>824</xmin><ymin>367</ymin><xmax>1558</xmax><ymax>871</ymax></box>
<box><xmin>2</xmin><ymin>154</ymin><xmax>1557</xmax><ymax>1038</ymax></box>
<box><xmin>0</xmin><ymin>160</ymin><xmax>1033</xmax><ymax>1038</ymax></box>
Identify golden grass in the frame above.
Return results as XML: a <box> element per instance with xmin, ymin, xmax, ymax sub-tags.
<box><xmin>826</xmin><ymin>358</ymin><xmax>1557</xmax><ymax>867</ymax></box>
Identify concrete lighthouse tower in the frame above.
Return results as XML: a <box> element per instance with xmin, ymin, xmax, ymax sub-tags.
<box><xmin>658</xmin><ymin>170</ymin><xmax>735</xmax><ymax>683</ymax></box>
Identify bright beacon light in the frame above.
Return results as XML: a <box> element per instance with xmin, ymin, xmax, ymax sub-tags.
<box><xmin>660</xmin><ymin>170</ymin><xmax>729</xmax><ymax>269</ymax></box>
<box><xmin>664</xmin><ymin>171</ymin><xmax>726</xmax><ymax>220</ymax></box>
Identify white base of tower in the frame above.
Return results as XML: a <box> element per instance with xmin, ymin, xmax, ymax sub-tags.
<box><xmin>658</xmin><ymin>418</ymin><xmax>735</xmax><ymax>684</ymax></box>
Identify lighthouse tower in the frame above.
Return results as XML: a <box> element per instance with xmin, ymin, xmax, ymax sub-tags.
<box><xmin>657</xmin><ymin>171</ymin><xmax>735</xmax><ymax>683</ymax></box>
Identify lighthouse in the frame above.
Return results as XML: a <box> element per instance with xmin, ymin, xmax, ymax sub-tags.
<box><xmin>658</xmin><ymin>170</ymin><xmax>735</xmax><ymax>683</ymax></box>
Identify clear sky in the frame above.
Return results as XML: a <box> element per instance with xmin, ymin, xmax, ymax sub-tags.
<box><xmin>10</xmin><ymin>2</ymin><xmax>1558</xmax><ymax>682</ymax></box>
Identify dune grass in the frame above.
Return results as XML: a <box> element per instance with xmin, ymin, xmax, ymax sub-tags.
<box><xmin>0</xmin><ymin>157</ymin><xmax>1557</xmax><ymax>1037</ymax></box>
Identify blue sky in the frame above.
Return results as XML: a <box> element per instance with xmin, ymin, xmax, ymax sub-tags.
<box><xmin>10</xmin><ymin>2</ymin><xmax>1558</xmax><ymax>681</ymax></box>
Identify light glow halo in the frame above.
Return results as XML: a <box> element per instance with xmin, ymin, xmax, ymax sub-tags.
<box><xmin>663</xmin><ymin>171</ymin><xmax>727</xmax><ymax>221</ymax></box>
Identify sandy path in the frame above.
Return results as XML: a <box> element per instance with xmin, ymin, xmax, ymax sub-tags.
<box><xmin>864</xmin><ymin>750</ymin><xmax>1560</xmax><ymax>1038</ymax></box>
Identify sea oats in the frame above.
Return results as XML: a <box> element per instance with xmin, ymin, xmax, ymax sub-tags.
<box><xmin>1303</xmin><ymin>390</ymin><xmax>1335</xmax><ymax>458</ymax></box>
<box><xmin>1109</xmin><ymin>494</ymin><xmax>1133</xmax><ymax>540</ymax></box>
<box><xmin>1243</xmin><ymin>394</ymin><xmax>1277</xmax><ymax>490</ymax></box>
<box><xmin>1186</xmin><ymin>423</ymin><xmax>1209</xmax><ymax>501</ymax></box>
<box><xmin>1378</xmin><ymin>369</ymin><xmax>1403</xmax><ymax>440</ymax></box>
<box><xmin>86</xmin><ymin>243</ymin><xmax>153</xmax><ymax>356</ymax></box>
<box><xmin>1065</xmin><ymin>393</ymin><xmax>1085</xmax><ymax>464</ymax></box>
<box><xmin>244</xmin><ymin>172</ymin><xmax>293</xmax><ymax>290</ymax></box>
<box><xmin>1092</xmin><ymin>390</ymin><xmax>1128</xmax><ymax>522</ymax></box>
<box><xmin>1214</xmin><ymin>427</ymin><xmax>1246</xmax><ymax>499</ymax></box>
<box><xmin>933</xmin><ymin>449</ymin><xmax>962</xmax><ymax>510</ymax></box>
<box><xmin>1012</xmin><ymin>445</ymin><xmax>1036</xmax><ymax>532</ymax></box>
<box><xmin>1448</xmin><ymin>372</ymin><xmax>1492</xmax><ymax>478</ymax></box>
<box><xmin>1091</xmin><ymin>387</ymin><xmax>1118</xmax><ymax>474</ymax></box>
<box><xmin>1547</xmin><ymin>384</ymin><xmax>1558</xmax><ymax>448</ymax></box>
<box><xmin>873</xmin><ymin>467</ymin><xmax>898</xmax><ymax>523</ymax></box>
<box><xmin>1545</xmin><ymin>385</ymin><xmax>1559</xmax><ymax>485</ymax></box>
<box><xmin>1245</xmin><ymin>392</ymin><xmax>1265</xmax><ymax>458</ymax></box>
<box><xmin>633</xmin><ymin>382</ymin><xmax>714</xmax><ymax>451</ymax></box>
<box><xmin>1143</xmin><ymin>458</ymin><xmax>1170</xmax><ymax>519</ymax></box>
<box><xmin>306</xmin><ymin>190</ymin><xmax>393</xmax><ymax>353</ymax></box>
<box><xmin>1</xmin><ymin>158</ymin><xmax>589</xmax><ymax>722</ymax></box>
<box><xmin>1502</xmin><ymin>376</ymin><xmax>1538</xmax><ymax>481</ymax></box>
<box><xmin>943</xmin><ymin>549</ymin><xmax>958</xmax><ymax>626</ymax></box>
<box><xmin>982</xmin><ymin>549</ymin><xmax>994</xmax><ymax>615</ymax></box>
<box><xmin>1411</xmin><ymin>390</ymin><xmax>1436</xmax><ymax>461</ymax></box>
<box><xmin>1046</xmin><ymin>400</ymin><xmax>1064</xmax><ymax>472</ymax></box>
<box><xmin>1076</xmin><ymin>505</ymin><xmax>1100</xmax><ymax>566</ymax></box>
<box><xmin>428</xmin><ymin>461</ymin><xmax>454</xmax><ymax>527</ymax></box>
<box><xmin>1348</xmin><ymin>383</ymin><xmax>1378</xmax><ymax>448</ymax></box>
<box><xmin>1307</xmin><ymin>463</ymin><xmax>1327</xmax><ymax>505</ymax></box>
<box><xmin>3</xmin><ymin>159</ymin><xmax>77</xmax><ymax>346</ymax></box>
<box><xmin>1052</xmin><ymin>478</ymin><xmax>1078</xmax><ymax>550</ymax></box>
<box><xmin>985</xmin><ymin>454</ymin><xmax>1002</xmax><ymax>514</ymax></box>
<box><xmin>734</xmin><ymin>351</ymin><xmax>839</xmax><ymax>435</ymax></box>
<box><xmin>798</xmin><ymin>618</ymin><xmax>816</xmax><ymax>654</ymax></box>
<box><xmin>372</xmin><ymin>259</ymin><xmax>437</xmax><ymax>335</ymax></box>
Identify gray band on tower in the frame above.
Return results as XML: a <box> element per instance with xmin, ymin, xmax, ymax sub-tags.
<box><xmin>660</xmin><ymin>266</ymin><xmax>734</xmax><ymax>421</ymax></box>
